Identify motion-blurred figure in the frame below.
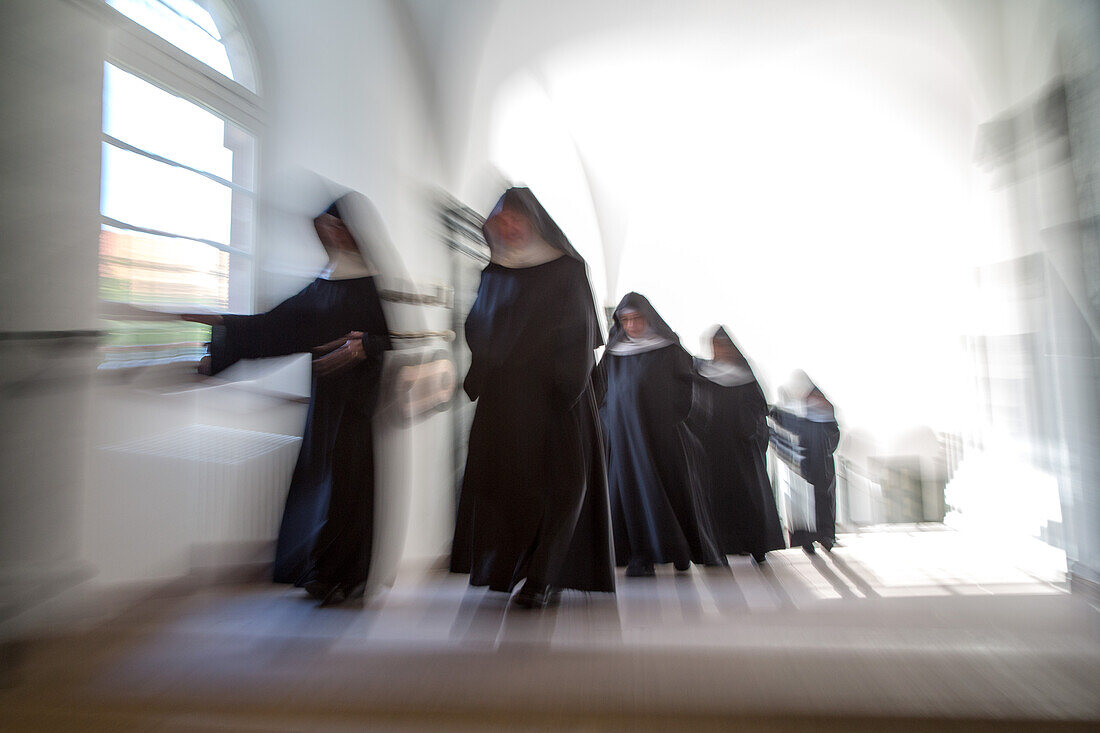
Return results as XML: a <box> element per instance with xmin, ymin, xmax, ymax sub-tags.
<box><xmin>180</xmin><ymin>193</ymin><xmax>391</xmax><ymax>606</ymax></box>
<box><xmin>597</xmin><ymin>293</ymin><xmax>726</xmax><ymax>577</ymax></box>
<box><xmin>692</xmin><ymin>326</ymin><xmax>785</xmax><ymax>563</ymax></box>
<box><xmin>770</xmin><ymin>371</ymin><xmax>841</xmax><ymax>554</ymax></box>
<box><xmin>449</xmin><ymin>187</ymin><xmax>613</xmax><ymax>609</ymax></box>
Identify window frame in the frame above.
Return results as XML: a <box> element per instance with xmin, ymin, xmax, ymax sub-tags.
<box><xmin>85</xmin><ymin>0</ymin><xmax>265</xmax><ymax>372</ymax></box>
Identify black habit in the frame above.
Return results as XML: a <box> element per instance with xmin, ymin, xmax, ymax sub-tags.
<box><xmin>449</xmin><ymin>187</ymin><xmax>614</xmax><ymax>594</ymax></box>
<box><xmin>771</xmin><ymin>399</ymin><xmax>840</xmax><ymax>549</ymax></box>
<box><xmin>597</xmin><ymin>293</ymin><xmax>726</xmax><ymax>570</ymax></box>
<box><xmin>693</xmin><ymin>330</ymin><xmax>785</xmax><ymax>558</ymax></box>
<box><xmin>207</xmin><ymin>193</ymin><xmax>391</xmax><ymax>598</ymax></box>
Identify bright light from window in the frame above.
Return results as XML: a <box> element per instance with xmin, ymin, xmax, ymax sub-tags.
<box><xmin>489</xmin><ymin>36</ymin><xmax>983</xmax><ymax>440</ymax></box>
<box><xmin>99</xmin><ymin>61</ymin><xmax>253</xmax><ymax>367</ymax></box>
<box><xmin>489</xmin><ymin>71</ymin><xmax>609</xmax><ymax>316</ymax></box>
<box><xmin>101</xmin><ymin>143</ymin><xmax>233</xmax><ymax>244</ymax></box>
<box><xmin>103</xmin><ymin>64</ymin><xmax>232</xmax><ymax>178</ymax></box>
<box><xmin>107</xmin><ymin>0</ymin><xmax>233</xmax><ymax>79</ymax></box>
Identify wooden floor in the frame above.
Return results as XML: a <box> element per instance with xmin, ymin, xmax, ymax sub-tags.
<box><xmin>2</xmin><ymin>526</ymin><xmax>1098</xmax><ymax>731</ymax></box>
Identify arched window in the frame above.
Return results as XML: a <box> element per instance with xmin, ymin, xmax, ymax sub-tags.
<box><xmin>97</xmin><ymin>0</ymin><xmax>260</xmax><ymax>367</ymax></box>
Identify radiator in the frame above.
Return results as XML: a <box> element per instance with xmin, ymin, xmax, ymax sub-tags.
<box><xmin>91</xmin><ymin>425</ymin><xmax>301</xmax><ymax>584</ymax></box>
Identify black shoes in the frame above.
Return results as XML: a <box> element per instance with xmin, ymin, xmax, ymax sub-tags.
<box><xmin>318</xmin><ymin>585</ymin><xmax>348</xmax><ymax>607</ymax></box>
<box><xmin>625</xmin><ymin>559</ymin><xmax>656</xmax><ymax>577</ymax></box>
<box><xmin>307</xmin><ymin>580</ymin><xmax>368</xmax><ymax>608</ymax></box>
<box><xmin>512</xmin><ymin>581</ymin><xmax>561</xmax><ymax>609</ymax></box>
<box><xmin>673</xmin><ymin>559</ymin><xmax>691</xmax><ymax>572</ymax></box>
<box><xmin>752</xmin><ymin>552</ymin><xmax>767</xmax><ymax>564</ymax></box>
<box><xmin>802</xmin><ymin>543</ymin><xmax>816</xmax><ymax>555</ymax></box>
<box><xmin>303</xmin><ymin>580</ymin><xmax>332</xmax><ymax>600</ymax></box>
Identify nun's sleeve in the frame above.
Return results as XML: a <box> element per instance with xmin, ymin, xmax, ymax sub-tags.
<box><xmin>208</xmin><ymin>286</ymin><xmax>322</xmax><ymax>375</ymax></box>
<box><xmin>462</xmin><ymin>363</ymin><xmax>481</xmax><ymax>402</ymax></box>
<box><xmin>747</xmin><ymin>383</ymin><xmax>771</xmax><ymax>451</ymax></box>
<box><xmin>729</xmin><ymin>381</ymin><xmax>769</xmax><ymax>439</ymax></box>
<box><xmin>669</xmin><ymin>346</ymin><xmax>696</xmax><ymax>424</ymax></box>
<box><xmin>461</xmin><ymin>277</ymin><xmax>487</xmax><ymax>403</ymax></box>
<box><xmin>343</xmin><ymin>329</ymin><xmax>391</xmax><ymax>416</ymax></box>
<box><xmin>682</xmin><ymin>361</ymin><xmax>712</xmax><ymax>435</ymax></box>
<box><xmin>824</xmin><ymin>418</ymin><xmax>841</xmax><ymax>455</ymax></box>
<box><xmin>339</xmin><ymin>333</ymin><xmax>388</xmax><ymax>415</ymax></box>
<box><xmin>592</xmin><ymin>355</ymin><xmax>609</xmax><ymax>408</ymax></box>
<box><xmin>550</xmin><ymin>268</ymin><xmax>599</xmax><ymax>409</ymax></box>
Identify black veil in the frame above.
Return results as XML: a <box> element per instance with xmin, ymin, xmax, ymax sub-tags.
<box><xmin>483</xmin><ymin>187</ymin><xmax>604</xmax><ymax>350</ymax></box>
<box><xmin>606</xmin><ymin>292</ymin><xmax>679</xmax><ymax>353</ymax></box>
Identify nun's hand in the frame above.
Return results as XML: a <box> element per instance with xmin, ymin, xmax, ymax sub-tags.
<box><xmin>312</xmin><ymin>331</ymin><xmax>365</xmax><ymax>376</ymax></box>
<box><xmin>312</xmin><ymin>333</ymin><xmax>354</xmax><ymax>356</ymax></box>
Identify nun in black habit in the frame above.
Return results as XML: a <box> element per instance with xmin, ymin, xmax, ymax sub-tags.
<box><xmin>449</xmin><ymin>187</ymin><xmax>614</xmax><ymax>608</ymax></box>
<box><xmin>596</xmin><ymin>293</ymin><xmax>726</xmax><ymax>576</ymax></box>
<box><xmin>770</xmin><ymin>372</ymin><xmax>841</xmax><ymax>553</ymax></box>
<box><xmin>692</xmin><ymin>327</ymin><xmax>785</xmax><ymax>563</ymax></box>
<box><xmin>182</xmin><ymin>192</ymin><xmax>392</xmax><ymax>606</ymax></box>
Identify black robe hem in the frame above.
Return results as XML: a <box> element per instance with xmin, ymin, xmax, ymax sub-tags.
<box><xmin>447</xmin><ymin>568</ymin><xmax>614</xmax><ymax>594</ymax></box>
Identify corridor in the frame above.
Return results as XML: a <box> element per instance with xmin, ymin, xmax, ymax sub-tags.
<box><xmin>3</xmin><ymin>527</ymin><xmax>1095</xmax><ymax>731</ymax></box>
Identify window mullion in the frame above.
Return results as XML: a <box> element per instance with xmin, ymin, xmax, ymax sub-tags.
<box><xmin>102</xmin><ymin>133</ymin><xmax>252</xmax><ymax>194</ymax></box>
<box><xmin>101</xmin><ymin>216</ymin><xmax>252</xmax><ymax>258</ymax></box>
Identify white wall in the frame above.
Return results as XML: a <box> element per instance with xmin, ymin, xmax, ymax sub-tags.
<box><xmin>0</xmin><ymin>0</ymin><xmax>106</xmax><ymax>626</ymax></box>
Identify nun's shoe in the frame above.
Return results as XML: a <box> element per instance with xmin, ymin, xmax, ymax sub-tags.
<box><xmin>752</xmin><ymin>552</ymin><xmax>767</xmax><ymax>564</ymax></box>
<box><xmin>821</xmin><ymin>541</ymin><xmax>834</xmax><ymax>553</ymax></box>
<box><xmin>625</xmin><ymin>559</ymin><xmax>656</xmax><ymax>577</ymax></box>
<box><xmin>319</xmin><ymin>580</ymin><xmax>371</xmax><ymax>607</ymax></box>
<box><xmin>512</xmin><ymin>582</ymin><xmax>561</xmax><ymax>609</ymax></box>
<box><xmin>303</xmin><ymin>580</ymin><xmax>333</xmax><ymax>600</ymax></box>
<box><xmin>673</xmin><ymin>559</ymin><xmax>691</xmax><ymax>572</ymax></box>
<box><xmin>802</xmin><ymin>543</ymin><xmax>816</xmax><ymax>555</ymax></box>
<box><xmin>318</xmin><ymin>585</ymin><xmax>347</xmax><ymax>607</ymax></box>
